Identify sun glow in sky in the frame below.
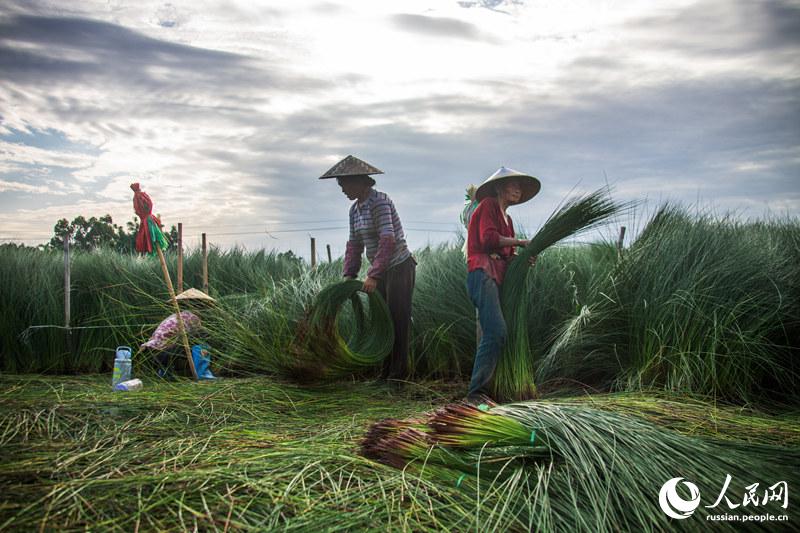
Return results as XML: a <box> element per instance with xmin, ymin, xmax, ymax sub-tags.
<box><xmin>1</xmin><ymin>0</ymin><xmax>798</xmax><ymax>257</ymax></box>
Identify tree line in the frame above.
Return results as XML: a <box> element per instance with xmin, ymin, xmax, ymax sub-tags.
<box><xmin>47</xmin><ymin>214</ymin><xmax>179</xmax><ymax>252</ymax></box>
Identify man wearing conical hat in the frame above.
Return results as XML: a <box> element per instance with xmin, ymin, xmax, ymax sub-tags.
<box><xmin>320</xmin><ymin>155</ymin><xmax>416</xmax><ymax>383</ymax></box>
<box><xmin>465</xmin><ymin>166</ymin><xmax>540</xmax><ymax>404</ymax></box>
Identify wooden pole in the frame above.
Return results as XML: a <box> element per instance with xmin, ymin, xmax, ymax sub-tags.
<box><xmin>310</xmin><ymin>237</ymin><xmax>316</xmax><ymax>268</ymax></box>
<box><xmin>64</xmin><ymin>236</ymin><xmax>70</xmax><ymax>328</ymax></box>
<box><xmin>177</xmin><ymin>222</ymin><xmax>183</xmax><ymax>292</ymax></box>
<box><xmin>64</xmin><ymin>234</ymin><xmax>73</xmax><ymax>355</ymax></box>
<box><xmin>202</xmin><ymin>232</ymin><xmax>208</xmax><ymax>294</ymax></box>
<box><xmin>156</xmin><ymin>246</ymin><xmax>198</xmax><ymax>380</ymax></box>
<box><xmin>617</xmin><ymin>226</ymin><xmax>627</xmax><ymax>256</ymax></box>
<box><xmin>326</xmin><ymin>244</ymin><xmax>332</xmax><ymax>263</ymax></box>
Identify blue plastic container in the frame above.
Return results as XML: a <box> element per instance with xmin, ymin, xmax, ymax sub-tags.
<box><xmin>112</xmin><ymin>346</ymin><xmax>132</xmax><ymax>387</ymax></box>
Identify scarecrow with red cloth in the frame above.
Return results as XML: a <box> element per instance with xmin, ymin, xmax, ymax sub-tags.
<box><xmin>130</xmin><ymin>182</ymin><xmax>199</xmax><ymax>379</ymax></box>
<box><xmin>130</xmin><ymin>182</ymin><xmax>169</xmax><ymax>255</ymax></box>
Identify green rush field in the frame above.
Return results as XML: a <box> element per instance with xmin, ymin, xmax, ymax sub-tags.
<box><xmin>1</xmin><ymin>205</ymin><xmax>799</xmax><ymax>531</ymax></box>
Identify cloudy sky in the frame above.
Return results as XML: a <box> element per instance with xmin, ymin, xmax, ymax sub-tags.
<box><xmin>1</xmin><ymin>0</ymin><xmax>798</xmax><ymax>258</ymax></box>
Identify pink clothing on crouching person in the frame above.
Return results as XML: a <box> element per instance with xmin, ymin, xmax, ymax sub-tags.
<box><xmin>141</xmin><ymin>311</ymin><xmax>201</xmax><ymax>351</ymax></box>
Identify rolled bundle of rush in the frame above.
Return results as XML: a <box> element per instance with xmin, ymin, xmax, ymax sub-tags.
<box><xmin>290</xmin><ymin>279</ymin><xmax>394</xmax><ymax>380</ymax></box>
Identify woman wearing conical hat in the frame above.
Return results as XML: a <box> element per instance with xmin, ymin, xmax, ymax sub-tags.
<box><xmin>465</xmin><ymin>167</ymin><xmax>540</xmax><ymax>404</ymax></box>
<box><xmin>139</xmin><ymin>288</ymin><xmax>217</xmax><ymax>379</ymax></box>
<box><xmin>319</xmin><ymin>155</ymin><xmax>416</xmax><ymax>384</ymax></box>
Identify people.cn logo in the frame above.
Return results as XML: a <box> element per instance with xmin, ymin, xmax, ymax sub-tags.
<box><xmin>659</xmin><ymin>477</ymin><xmax>701</xmax><ymax>519</ymax></box>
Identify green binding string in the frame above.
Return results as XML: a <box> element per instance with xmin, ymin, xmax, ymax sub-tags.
<box><xmin>456</xmin><ymin>473</ymin><xmax>466</xmax><ymax>488</ymax></box>
<box><xmin>530</xmin><ymin>430</ymin><xmax>536</xmax><ymax>444</ymax></box>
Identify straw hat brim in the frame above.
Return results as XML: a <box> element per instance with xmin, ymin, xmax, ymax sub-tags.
<box><xmin>475</xmin><ymin>173</ymin><xmax>541</xmax><ymax>205</ymax></box>
<box><xmin>173</xmin><ymin>288</ymin><xmax>215</xmax><ymax>303</ymax></box>
<box><xmin>319</xmin><ymin>155</ymin><xmax>384</xmax><ymax>179</ymax></box>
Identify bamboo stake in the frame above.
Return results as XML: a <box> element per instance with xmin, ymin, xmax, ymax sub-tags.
<box><xmin>202</xmin><ymin>233</ymin><xmax>209</xmax><ymax>294</ymax></box>
<box><xmin>155</xmin><ymin>246</ymin><xmax>198</xmax><ymax>380</ymax></box>
<box><xmin>64</xmin><ymin>235</ymin><xmax>72</xmax><ymax>355</ymax></box>
<box><xmin>64</xmin><ymin>236</ymin><xmax>70</xmax><ymax>328</ymax></box>
<box><xmin>177</xmin><ymin>222</ymin><xmax>183</xmax><ymax>292</ymax></box>
<box><xmin>326</xmin><ymin>244</ymin><xmax>332</xmax><ymax>263</ymax></box>
<box><xmin>310</xmin><ymin>237</ymin><xmax>316</xmax><ymax>268</ymax></box>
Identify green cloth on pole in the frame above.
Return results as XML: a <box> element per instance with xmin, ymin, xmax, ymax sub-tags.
<box><xmin>147</xmin><ymin>217</ymin><xmax>169</xmax><ymax>256</ymax></box>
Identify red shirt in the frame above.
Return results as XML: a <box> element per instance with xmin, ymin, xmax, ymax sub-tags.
<box><xmin>467</xmin><ymin>197</ymin><xmax>516</xmax><ymax>284</ymax></box>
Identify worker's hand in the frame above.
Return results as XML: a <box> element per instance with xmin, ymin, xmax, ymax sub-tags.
<box><xmin>516</xmin><ymin>239</ymin><xmax>530</xmax><ymax>247</ymax></box>
<box><xmin>528</xmin><ymin>255</ymin><xmax>538</xmax><ymax>268</ymax></box>
<box><xmin>362</xmin><ymin>276</ymin><xmax>378</xmax><ymax>293</ymax></box>
<box><xmin>344</xmin><ymin>275</ymin><xmax>356</xmax><ymax>280</ymax></box>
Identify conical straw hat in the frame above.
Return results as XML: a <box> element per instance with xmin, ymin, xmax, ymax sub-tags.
<box><xmin>174</xmin><ymin>288</ymin><xmax>216</xmax><ymax>303</ymax></box>
<box><xmin>475</xmin><ymin>166</ymin><xmax>541</xmax><ymax>205</ymax></box>
<box><xmin>319</xmin><ymin>155</ymin><xmax>384</xmax><ymax>179</ymax></box>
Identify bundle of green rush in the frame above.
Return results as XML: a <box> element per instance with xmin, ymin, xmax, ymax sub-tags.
<box><xmin>361</xmin><ymin>399</ymin><xmax>800</xmax><ymax>532</ymax></box>
<box><xmin>494</xmin><ymin>189</ymin><xmax>627</xmax><ymax>401</ymax></box>
<box><xmin>290</xmin><ymin>279</ymin><xmax>394</xmax><ymax>380</ymax></box>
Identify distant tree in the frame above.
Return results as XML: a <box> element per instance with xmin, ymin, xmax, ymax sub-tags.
<box><xmin>49</xmin><ymin>214</ymin><xmax>137</xmax><ymax>252</ymax></box>
<box><xmin>49</xmin><ymin>214</ymin><xmax>176</xmax><ymax>253</ymax></box>
<box><xmin>0</xmin><ymin>242</ymin><xmax>40</xmax><ymax>252</ymax></box>
<box><xmin>166</xmin><ymin>224</ymin><xmax>179</xmax><ymax>252</ymax></box>
<box><xmin>277</xmin><ymin>249</ymin><xmax>304</xmax><ymax>267</ymax></box>
<box><xmin>50</xmin><ymin>218</ymin><xmax>72</xmax><ymax>249</ymax></box>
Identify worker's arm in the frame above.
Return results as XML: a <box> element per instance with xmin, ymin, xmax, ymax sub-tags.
<box><xmin>478</xmin><ymin>202</ymin><xmax>527</xmax><ymax>250</ymax></box>
<box><xmin>498</xmin><ymin>236</ymin><xmax>528</xmax><ymax>247</ymax></box>
<box><xmin>363</xmin><ymin>199</ymin><xmax>397</xmax><ymax>293</ymax></box>
<box><xmin>343</xmin><ymin>205</ymin><xmax>364</xmax><ymax>278</ymax></box>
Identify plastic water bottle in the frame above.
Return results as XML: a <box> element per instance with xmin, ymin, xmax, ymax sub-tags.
<box><xmin>112</xmin><ymin>346</ymin><xmax>132</xmax><ymax>387</ymax></box>
<box><xmin>114</xmin><ymin>378</ymin><xmax>143</xmax><ymax>391</ymax></box>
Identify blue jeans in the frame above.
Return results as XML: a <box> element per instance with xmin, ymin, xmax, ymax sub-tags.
<box><xmin>466</xmin><ymin>269</ymin><xmax>507</xmax><ymax>398</ymax></box>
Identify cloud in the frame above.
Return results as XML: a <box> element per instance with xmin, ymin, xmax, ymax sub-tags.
<box><xmin>761</xmin><ymin>1</ymin><xmax>800</xmax><ymax>50</ymax></box>
<box><xmin>311</xmin><ymin>2</ymin><xmax>350</xmax><ymax>15</ymax></box>
<box><xmin>622</xmin><ymin>0</ymin><xmax>800</xmax><ymax>59</ymax></box>
<box><xmin>0</xmin><ymin>140</ymin><xmax>95</xmax><ymax>169</ymax></box>
<box><xmin>0</xmin><ymin>1</ymin><xmax>798</xmax><ymax>253</ymax></box>
<box><xmin>0</xmin><ymin>179</ymin><xmax>52</xmax><ymax>194</ymax></box>
<box><xmin>390</xmin><ymin>13</ymin><xmax>498</xmax><ymax>43</ymax></box>
<box><xmin>154</xmin><ymin>3</ymin><xmax>183</xmax><ymax>28</ymax></box>
<box><xmin>0</xmin><ymin>14</ymin><xmax>325</xmax><ymax>92</ymax></box>
<box><xmin>457</xmin><ymin>1</ymin><xmax>524</xmax><ymax>15</ymax></box>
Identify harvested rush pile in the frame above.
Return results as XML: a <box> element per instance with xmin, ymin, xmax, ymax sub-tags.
<box><xmin>362</xmin><ymin>399</ymin><xmax>800</xmax><ymax>531</ymax></box>
<box><xmin>0</xmin><ymin>375</ymin><xmax>466</xmax><ymax>531</ymax></box>
<box><xmin>2</xmin><ymin>376</ymin><xmax>797</xmax><ymax>532</ymax></box>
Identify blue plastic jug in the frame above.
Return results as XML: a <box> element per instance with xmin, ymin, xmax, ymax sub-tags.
<box><xmin>112</xmin><ymin>346</ymin><xmax>133</xmax><ymax>387</ymax></box>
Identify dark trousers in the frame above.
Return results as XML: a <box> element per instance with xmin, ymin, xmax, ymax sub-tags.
<box><xmin>142</xmin><ymin>346</ymin><xmax>185</xmax><ymax>377</ymax></box>
<box><xmin>377</xmin><ymin>256</ymin><xmax>416</xmax><ymax>380</ymax></box>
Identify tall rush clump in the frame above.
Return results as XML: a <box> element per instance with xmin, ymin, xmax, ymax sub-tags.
<box><xmin>492</xmin><ymin>189</ymin><xmax>626</xmax><ymax>401</ymax></box>
<box><xmin>410</xmin><ymin>243</ymin><xmax>475</xmax><ymax>378</ymax></box>
<box><xmin>537</xmin><ymin>206</ymin><xmax>800</xmax><ymax>404</ymax></box>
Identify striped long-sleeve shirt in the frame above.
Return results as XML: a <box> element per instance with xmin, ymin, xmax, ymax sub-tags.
<box><xmin>343</xmin><ymin>188</ymin><xmax>411</xmax><ymax>279</ymax></box>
